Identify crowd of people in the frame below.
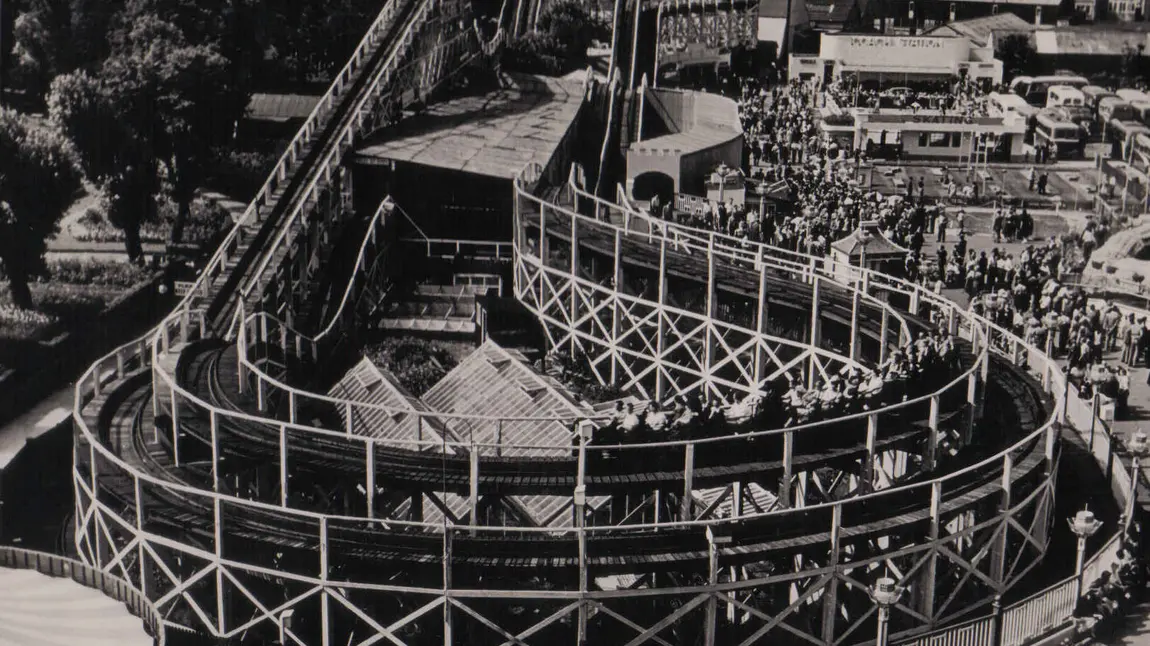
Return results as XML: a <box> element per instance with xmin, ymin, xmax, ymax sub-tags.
<box><xmin>1071</xmin><ymin>520</ymin><xmax>1148</xmax><ymax>642</ymax></box>
<box><xmin>825</xmin><ymin>76</ymin><xmax>993</xmax><ymax>119</ymax></box>
<box><xmin>588</xmin><ymin>328</ymin><xmax>958</xmax><ymax>446</ymax></box>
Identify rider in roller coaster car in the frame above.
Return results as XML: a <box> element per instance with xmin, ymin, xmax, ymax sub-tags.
<box><xmin>578</xmin><ymin>330</ymin><xmax>960</xmax><ymax>452</ymax></box>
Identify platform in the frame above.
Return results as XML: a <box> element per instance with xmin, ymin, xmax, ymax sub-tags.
<box><xmin>354</xmin><ymin>73</ymin><xmax>585</xmax><ymax>179</ymax></box>
<box><xmin>0</xmin><ymin>568</ymin><xmax>153</xmax><ymax>646</ymax></box>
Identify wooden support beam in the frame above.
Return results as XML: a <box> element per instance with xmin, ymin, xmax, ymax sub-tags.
<box><xmin>781</xmin><ymin>431</ymin><xmax>794</xmax><ymax>507</ymax></box>
<box><xmin>926</xmin><ymin>396</ymin><xmax>940</xmax><ymax>471</ymax></box>
<box><xmin>990</xmin><ymin>454</ymin><xmax>1012</xmax><ymax>586</ymax></box>
<box><xmin>611</xmin><ymin>230</ymin><xmax>624</xmax><ymax>385</ymax></box>
<box><xmin>681</xmin><ymin>444</ymin><xmax>695</xmax><ymax>519</ymax></box>
<box><xmin>656</xmin><ymin>238</ymin><xmax>669</xmax><ymax>400</ymax></box>
<box><xmin>820</xmin><ymin>504</ymin><xmax>843</xmax><ymax>642</ymax></box>
<box><xmin>280</xmin><ymin>425</ymin><xmax>289</xmax><ymax>507</ymax></box>
<box><xmin>921</xmin><ymin>481</ymin><xmax>942</xmax><ymax>622</ymax></box>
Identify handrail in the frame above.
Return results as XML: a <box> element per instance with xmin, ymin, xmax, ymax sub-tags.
<box><xmin>237</xmin><ymin>16</ymin><xmax>473</xmax><ymax>310</ymax></box>
<box><xmin>76</xmin><ymin>237</ymin><xmax>1061</xmax><ymax>536</ymax></box>
<box><xmin>182</xmin><ymin>0</ymin><xmax>408</xmax><ymax>323</ymax></box>
<box><xmin>0</xmin><ymin>546</ymin><xmax>168</xmax><ymax>646</ymax></box>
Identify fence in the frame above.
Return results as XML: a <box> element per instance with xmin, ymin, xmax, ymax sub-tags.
<box><xmin>894</xmin><ymin>364</ymin><xmax>1133</xmax><ymax>646</ymax></box>
<box><xmin>0</xmin><ymin>546</ymin><xmax>167</xmax><ymax>646</ymax></box>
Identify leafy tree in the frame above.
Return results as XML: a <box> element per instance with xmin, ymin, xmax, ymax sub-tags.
<box><xmin>1121</xmin><ymin>42</ymin><xmax>1147</xmax><ymax>87</ymax></box>
<box><xmin>50</xmin><ymin>15</ymin><xmax>238</xmax><ymax>257</ymax></box>
<box><xmin>538</xmin><ymin>0</ymin><xmax>595</xmax><ymax>67</ymax></box>
<box><xmin>48</xmin><ymin>69</ymin><xmax>159</xmax><ymax>262</ymax></box>
<box><xmin>104</xmin><ymin>15</ymin><xmax>236</xmax><ymax>244</ymax></box>
<box><xmin>0</xmin><ymin>109</ymin><xmax>82</xmax><ymax>309</ymax></box>
<box><xmin>994</xmin><ymin>33</ymin><xmax>1037</xmax><ymax>83</ymax></box>
<box><xmin>9</xmin><ymin>0</ymin><xmax>121</xmax><ymax>99</ymax></box>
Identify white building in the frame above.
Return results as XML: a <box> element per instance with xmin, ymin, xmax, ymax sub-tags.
<box><xmin>789</xmin><ymin>33</ymin><xmax>1003</xmax><ymax>85</ymax></box>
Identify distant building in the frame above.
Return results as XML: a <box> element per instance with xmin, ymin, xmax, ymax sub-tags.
<box><xmin>878</xmin><ymin>0</ymin><xmax>1056</xmax><ymax>34</ymax></box>
<box><xmin>789</xmin><ymin>32</ymin><xmax>1003</xmax><ymax>84</ymax></box>
<box><xmin>1031</xmin><ymin>25</ymin><xmax>1150</xmax><ymax>69</ymax></box>
<box><xmin>927</xmin><ymin>13</ymin><xmax>1038</xmax><ymax>47</ymax></box>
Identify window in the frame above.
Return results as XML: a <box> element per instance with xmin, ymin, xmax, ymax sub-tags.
<box><xmin>928</xmin><ymin>132</ymin><xmax>950</xmax><ymax>147</ymax></box>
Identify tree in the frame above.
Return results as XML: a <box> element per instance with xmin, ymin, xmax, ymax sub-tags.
<box><xmin>994</xmin><ymin>33</ymin><xmax>1037</xmax><ymax>83</ymax></box>
<box><xmin>104</xmin><ymin>14</ymin><xmax>236</xmax><ymax>244</ymax></box>
<box><xmin>1121</xmin><ymin>42</ymin><xmax>1147</xmax><ymax>88</ymax></box>
<box><xmin>48</xmin><ymin>69</ymin><xmax>158</xmax><ymax>261</ymax></box>
<box><xmin>10</xmin><ymin>0</ymin><xmax>122</xmax><ymax>99</ymax></box>
<box><xmin>49</xmin><ymin>14</ymin><xmax>238</xmax><ymax>257</ymax></box>
<box><xmin>538</xmin><ymin>0</ymin><xmax>595</xmax><ymax>68</ymax></box>
<box><xmin>0</xmin><ymin>109</ymin><xmax>82</xmax><ymax>308</ymax></box>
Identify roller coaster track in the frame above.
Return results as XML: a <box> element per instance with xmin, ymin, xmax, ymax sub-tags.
<box><xmin>68</xmin><ymin>6</ymin><xmax>1073</xmax><ymax>646</ymax></box>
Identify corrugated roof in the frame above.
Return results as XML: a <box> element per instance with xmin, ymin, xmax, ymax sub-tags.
<box><xmin>693</xmin><ymin>483</ymin><xmax>779</xmax><ymax>518</ymax></box>
<box><xmin>354</xmin><ymin>74</ymin><xmax>585</xmax><ymax>179</ymax></box>
<box><xmin>759</xmin><ymin>0</ymin><xmax>791</xmax><ymax>19</ymax></box>
<box><xmin>927</xmin><ymin>13</ymin><xmax>1035</xmax><ymax>46</ymax></box>
<box><xmin>421</xmin><ymin>340</ymin><xmax>593</xmax><ymax>458</ymax></box>
<box><xmin>830</xmin><ymin>226</ymin><xmax>909</xmax><ymax>257</ymax></box>
<box><xmin>246</xmin><ymin>93</ymin><xmax>322</xmax><ymax>122</ymax></box>
<box><xmin>1035</xmin><ymin>27</ymin><xmax>1150</xmax><ymax>56</ymax></box>
<box><xmin>805</xmin><ymin>0</ymin><xmax>857</xmax><ymax>24</ymax></box>
<box><xmin>329</xmin><ymin>357</ymin><xmax>452</xmax><ymax>446</ymax></box>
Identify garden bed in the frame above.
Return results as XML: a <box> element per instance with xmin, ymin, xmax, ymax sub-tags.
<box><xmin>67</xmin><ymin>195</ymin><xmax>231</xmax><ymax>248</ymax></box>
<box><xmin>0</xmin><ymin>260</ymin><xmax>154</xmax><ymax>365</ymax></box>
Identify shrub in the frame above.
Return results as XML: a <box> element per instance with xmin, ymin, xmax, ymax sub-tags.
<box><xmin>207</xmin><ymin>149</ymin><xmax>280</xmax><ymax>201</ymax></box>
<box><xmin>1134</xmin><ymin>273</ymin><xmax>1145</xmax><ymax>283</ymax></box>
<box><xmin>500</xmin><ymin>33</ymin><xmax>566</xmax><ymax>76</ymax></box>
<box><xmin>1105</xmin><ymin>264</ymin><xmax>1118</xmax><ymax>274</ymax></box>
<box><xmin>365</xmin><ymin>337</ymin><xmax>460</xmax><ymax>396</ymax></box>
<box><xmin>38</xmin><ymin>259</ymin><xmax>151</xmax><ymax>288</ymax></box>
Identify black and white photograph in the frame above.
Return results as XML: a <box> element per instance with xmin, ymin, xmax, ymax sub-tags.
<box><xmin>4</xmin><ymin>0</ymin><xmax>1150</xmax><ymax>644</ymax></box>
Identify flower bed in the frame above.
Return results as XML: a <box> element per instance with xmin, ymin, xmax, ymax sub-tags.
<box><xmin>39</xmin><ymin>260</ymin><xmax>151</xmax><ymax>289</ymax></box>
<box><xmin>69</xmin><ymin>195</ymin><xmax>230</xmax><ymax>247</ymax></box>
<box><xmin>364</xmin><ymin>337</ymin><xmax>462</xmax><ymax>397</ymax></box>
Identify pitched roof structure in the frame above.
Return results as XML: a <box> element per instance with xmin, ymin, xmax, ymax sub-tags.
<box><xmin>927</xmin><ymin>13</ymin><xmax>1036</xmax><ymax>47</ymax></box>
<box><xmin>329</xmin><ymin>357</ymin><xmax>451</xmax><ymax>447</ymax></box>
<box><xmin>830</xmin><ymin>223</ymin><xmax>910</xmax><ymax>259</ymax></box>
<box><xmin>334</xmin><ymin>340</ymin><xmax>608</xmax><ymax>529</ymax></box>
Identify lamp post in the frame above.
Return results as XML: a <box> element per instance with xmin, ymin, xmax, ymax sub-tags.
<box><xmin>870</xmin><ymin>577</ymin><xmax>904</xmax><ymax>646</ymax></box>
<box><xmin>1126</xmin><ymin>430</ymin><xmax>1150</xmax><ymax>525</ymax></box>
<box><xmin>1068</xmin><ymin>506</ymin><xmax>1103</xmax><ymax>597</ymax></box>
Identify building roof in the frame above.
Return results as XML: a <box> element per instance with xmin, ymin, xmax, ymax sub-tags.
<box><xmin>421</xmin><ymin>340</ymin><xmax>593</xmax><ymax>458</ymax></box>
<box><xmin>1034</xmin><ymin>26</ymin><xmax>1150</xmax><ymax>56</ymax></box>
<box><xmin>632</xmin><ymin>88</ymin><xmax>743</xmax><ymax>156</ymax></box>
<box><xmin>246</xmin><ymin>93</ymin><xmax>322</xmax><ymax>122</ymax></box>
<box><xmin>830</xmin><ymin>223</ymin><xmax>909</xmax><ymax>258</ymax></box>
<box><xmin>329</xmin><ymin>357</ymin><xmax>452</xmax><ymax>446</ymax></box>
<box><xmin>354</xmin><ymin>74</ymin><xmax>585</xmax><ymax>179</ymax></box>
<box><xmin>758</xmin><ymin>0</ymin><xmax>790</xmax><ymax>19</ymax></box>
<box><xmin>927</xmin><ymin>13</ymin><xmax>1036</xmax><ymax>47</ymax></box>
<box><xmin>804</xmin><ymin>0</ymin><xmax>857</xmax><ymax>24</ymax></box>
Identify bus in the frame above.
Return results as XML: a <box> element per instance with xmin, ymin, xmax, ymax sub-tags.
<box><xmin>1132</xmin><ymin>100</ymin><xmax>1150</xmax><ymax>126</ymax></box>
<box><xmin>1117</xmin><ymin>88</ymin><xmax>1150</xmax><ymax>104</ymax></box>
<box><xmin>1050</xmin><ymin>104</ymin><xmax>1095</xmax><ymax>134</ymax></box>
<box><xmin>1132</xmin><ymin>133</ymin><xmax>1150</xmax><ymax>174</ymax></box>
<box><xmin>1035</xmin><ymin>111</ymin><xmax>1084</xmax><ymax>158</ymax></box>
<box><xmin>1047</xmin><ymin>85</ymin><xmax>1086</xmax><ymax>109</ymax></box>
<box><xmin>1107</xmin><ymin>119</ymin><xmax>1150</xmax><ymax>159</ymax></box>
<box><xmin>1011</xmin><ymin>74</ymin><xmax>1090</xmax><ymax>106</ymax></box>
<box><xmin>987</xmin><ymin>92</ymin><xmax>1035</xmax><ymax>117</ymax></box>
<box><xmin>1083</xmin><ymin>85</ymin><xmax>1115</xmax><ymax>110</ymax></box>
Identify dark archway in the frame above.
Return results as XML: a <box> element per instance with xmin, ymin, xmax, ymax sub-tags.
<box><xmin>631</xmin><ymin>170</ymin><xmax>675</xmax><ymax>203</ymax></box>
